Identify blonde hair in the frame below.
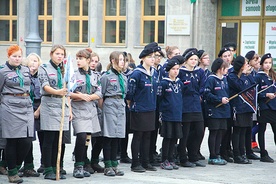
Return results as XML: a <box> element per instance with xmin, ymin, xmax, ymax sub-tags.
<box><xmin>26</xmin><ymin>53</ymin><xmax>43</xmax><ymax>67</ymax></box>
<box><xmin>165</xmin><ymin>46</ymin><xmax>179</xmax><ymax>58</ymax></box>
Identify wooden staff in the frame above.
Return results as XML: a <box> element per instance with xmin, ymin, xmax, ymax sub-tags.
<box><xmin>56</xmin><ymin>82</ymin><xmax>67</xmax><ymax>180</ymax></box>
<box><xmin>215</xmin><ymin>83</ymin><xmax>257</xmax><ymax>108</ymax></box>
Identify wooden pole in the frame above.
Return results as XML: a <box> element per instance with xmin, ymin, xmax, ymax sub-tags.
<box><xmin>56</xmin><ymin>82</ymin><xmax>66</xmax><ymax>180</ymax></box>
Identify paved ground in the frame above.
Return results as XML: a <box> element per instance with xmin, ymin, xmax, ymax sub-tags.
<box><xmin>0</xmin><ymin>126</ymin><xmax>276</xmax><ymax>184</ymax></box>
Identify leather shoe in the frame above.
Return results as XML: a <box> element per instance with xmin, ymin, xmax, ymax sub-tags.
<box><xmin>142</xmin><ymin>164</ymin><xmax>157</xmax><ymax>171</ymax></box>
<box><xmin>180</xmin><ymin>161</ymin><xmax>196</xmax><ymax>168</ymax></box>
<box><xmin>260</xmin><ymin>155</ymin><xmax>274</xmax><ymax>163</ymax></box>
<box><xmin>131</xmin><ymin>165</ymin><xmax>146</xmax><ymax>172</ymax></box>
<box><xmin>247</xmin><ymin>153</ymin><xmax>260</xmax><ymax>160</ymax></box>
<box><xmin>120</xmin><ymin>156</ymin><xmax>132</xmax><ymax>164</ymax></box>
<box><xmin>192</xmin><ymin>161</ymin><xmax>206</xmax><ymax>167</ymax></box>
<box><xmin>44</xmin><ymin>173</ymin><xmax>56</xmax><ymax>180</ymax></box>
<box><xmin>234</xmin><ymin>156</ymin><xmax>248</xmax><ymax>164</ymax></box>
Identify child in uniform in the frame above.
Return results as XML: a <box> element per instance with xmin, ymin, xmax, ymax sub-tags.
<box><xmin>158</xmin><ymin>56</ymin><xmax>184</xmax><ymax>170</ymax></box>
<box><xmin>100</xmin><ymin>51</ymin><xmax>127</xmax><ymax>176</ymax></box>
<box><xmin>204</xmin><ymin>58</ymin><xmax>230</xmax><ymax>165</ymax></box>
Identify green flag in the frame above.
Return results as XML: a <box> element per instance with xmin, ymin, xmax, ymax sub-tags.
<box><xmin>191</xmin><ymin>0</ymin><xmax>196</xmax><ymax>3</ymax></box>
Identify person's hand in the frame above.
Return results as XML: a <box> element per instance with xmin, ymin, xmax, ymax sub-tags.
<box><xmin>34</xmin><ymin>109</ymin><xmax>40</xmax><ymax>119</ymax></box>
<box><xmin>222</xmin><ymin>97</ymin><xmax>229</xmax><ymax>104</ymax></box>
<box><xmin>56</xmin><ymin>88</ymin><xmax>68</xmax><ymax>96</ymax></box>
<box><xmin>76</xmin><ymin>92</ymin><xmax>92</xmax><ymax>102</ymax></box>
<box><xmin>266</xmin><ymin>93</ymin><xmax>276</xmax><ymax>99</ymax></box>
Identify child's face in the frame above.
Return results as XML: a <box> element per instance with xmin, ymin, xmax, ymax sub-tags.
<box><xmin>186</xmin><ymin>55</ymin><xmax>198</xmax><ymax>68</ymax></box>
<box><xmin>200</xmin><ymin>55</ymin><xmax>210</xmax><ymax>67</ymax></box>
<box><xmin>89</xmin><ymin>56</ymin><xmax>99</xmax><ymax>70</ymax></box>
<box><xmin>77</xmin><ymin>56</ymin><xmax>89</xmax><ymax>69</ymax></box>
<box><xmin>249</xmin><ymin>54</ymin><xmax>260</xmax><ymax>70</ymax></box>
<box><xmin>262</xmin><ymin>58</ymin><xmax>272</xmax><ymax>72</ymax></box>
<box><xmin>169</xmin><ymin>65</ymin><xmax>180</xmax><ymax>79</ymax></box>
<box><xmin>221</xmin><ymin>51</ymin><xmax>231</xmax><ymax>64</ymax></box>
<box><xmin>118</xmin><ymin>54</ymin><xmax>125</xmax><ymax>69</ymax></box>
<box><xmin>28</xmin><ymin>55</ymin><xmax>40</xmax><ymax>72</ymax></box>
<box><xmin>218</xmin><ymin>67</ymin><xmax>228</xmax><ymax>75</ymax></box>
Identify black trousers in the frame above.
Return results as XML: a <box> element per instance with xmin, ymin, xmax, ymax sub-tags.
<box><xmin>208</xmin><ymin>129</ymin><xmax>225</xmax><ymax>159</ymax></box>
<box><xmin>74</xmin><ymin>133</ymin><xmax>87</xmax><ymax>163</ymax></box>
<box><xmin>103</xmin><ymin>137</ymin><xmax>119</xmax><ymax>162</ymax></box>
<box><xmin>37</xmin><ymin>131</ymin><xmax>44</xmax><ymax>165</ymax></box>
<box><xmin>42</xmin><ymin>131</ymin><xmax>59</xmax><ymax>168</ymax></box>
<box><xmin>232</xmin><ymin>126</ymin><xmax>247</xmax><ymax>156</ymax></box>
<box><xmin>6</xmin><ymin>138</ymin><xmax>32</xmax><ymax>170</ymax></box>
<box><xmin>91</xmin><ymin>136</ymin><xmax>104</xmax><ymax>161</ymax></box>
<box><xmin>258</xmin><ymin>123</ymin><xmax>276</xmax><ymax>155</ymax></box>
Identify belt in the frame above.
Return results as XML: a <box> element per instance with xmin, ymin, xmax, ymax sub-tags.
<box><xmin>43</xmin><ymin>94</ymin><xmax>63</xmax><ymax>98</ymax></box>
<box><xmin>105</xmin><ymin>95</ymin><xmax>122</xmax><ymax>99</ymax></box>
<box><xmin>4</xmin><ymin>93</ymin><xmax>30</xmax><ymax>97</ymax></box>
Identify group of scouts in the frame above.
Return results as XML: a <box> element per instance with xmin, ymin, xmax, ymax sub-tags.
<box><xmin>0</xmin><ymin>42</ymin><xmax>275</xmax><ymax>183</ymax></box>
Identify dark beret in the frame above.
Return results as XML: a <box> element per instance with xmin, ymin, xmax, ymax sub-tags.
<box><xmin>139</xmin><ymin>42</ymin><xmax>161</xmax><ymax>59</ymax></box>
<box><xmin>197</xmin><ymin>50</ymin><xmax>205</xmax><ymax>59</ymax></box>
<box><xmin>218</xmin><ymin>47</ymin><xmax>230</xmax><ymax>57</ymax></box>
<box><xmin>260</xmin><ymin>53</ymin><xmax>272</xmax><ymax>65</ymax></box>
<box><xmin>233</xmin><ymin>55</ymin><xmax>245</xmax><ymax>72</ymax></box>
<box><xmin>182</xmin><ymin>48</ymin><xmax>198</xmax><ymax>57</ymax></box>
<box><xmin>166</xmin><ymin>59</ymin><xmax>180</xmax><ymax>72</ymax></box>
<box><xmin>184</xmin><ymin>50</ymin><xmax>198</xmax><ymax>61</ymax></box>
<box><xmin>211</xmin><ymin>58</ymin><xmax>224</xmax><ymax>73</ymax></box>
<box><xmin>223</xmin><ymin>42</ymin><xmax>237</xmax><ymax>50</ymax></box>
<box><xmin>245</xmin><ymin>50</ymin><xmax>255</xmax><ymax>61</ymax></box>
<box><xmin>171</xmin><ymin>55</ymin><xmax>185</xmax><ymax>65</ymax></box>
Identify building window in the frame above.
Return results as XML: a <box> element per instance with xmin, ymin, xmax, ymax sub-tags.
<box><xmin>0</xmin><ymin>0</ymin><xmax>17</xmax><ymax>42</ymax></box>
<box><xmin>141</xmin><ymin>0</ymin><xmax>165</xmax><ymax>44</ymax></box>
<box><xmin>103</xmin><ymin>0</ymin><xmax>126</xmax><ymax>45</ymax></box>
<box><xmin>67</xmin><ymin>0</ymin><xmax>88</xmax><ymax>44</ymax></box>
<box><xmin>39</xmin><ymin>0</ymin><xmax>52</xmax><ymax>43</ymax></box>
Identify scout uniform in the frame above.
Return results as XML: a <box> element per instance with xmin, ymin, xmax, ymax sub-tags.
<box><xmin>71</xmin><ymin>68</ymin><xmax>101</xmax><ymax>135</ymax></box>
<box><xmin>38</xmin><ymin>61</ymin><xmax>70</xmax><ymax>131</ymax></box>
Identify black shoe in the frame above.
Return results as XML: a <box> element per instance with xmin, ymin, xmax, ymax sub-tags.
<box><xmin>252</xmin><ymin>147</ymin><xmax>260</xmax><ymax>153</ymax></box>
<box><xmin>192</xmin><ymin>161</ymin><xmax>206</xmax><ymax>167</ymax></box>
<box><xmin>131</xmin><ymin>165</ymin><xmax>146</xmax><ymax>172</ymax></box>
<box><xmin>180</xmin><ymin>161</ymin><xmax>196</xmax><ymax>168</ymax></box>
<box><xmin>91</xmin><ymin>163</ymin><xmax>104</xmax><ymax>173</ymax></box>
<box><xmin>60</xmin><ymin>167</ymin><xmax>67</xmax><ymax>175</ymax></box>
<box><xmin>241</xmin><ymin>155</ymin><xmax>252</xmax><ymax>164</ymax></box>
<box><xmin>84</xmin><ymin>164</ymin><xmax>95</xmax><ymax>174</ymax></box>
<box><xmin>60</xmin><ymin>174</ymin><xmax>66</xmax><ymax>179</ymax></box>
<box><xmin>150</xmin><ymin>160</ymin><xmax>161</xmax><ymax>167</ymax></box>
<box><xmin>197</xmin><ymin>152</ymin><xmax>205</xmax><ymax>160</ymax></box>
<box><xmin>234</xmin><ymin>156</ymin><xmax>248</xmax><ymax>164</ymax></box>
<box><xmin>37</xmin><ymin>165</ymin><xmax>44</xmax><ymax>173</ymax></box>
<box><xmin>120</xmin><ymin>156</ymin><xmax>132</xmax><ymax>164</ymax></box>
<box><xmin>227</xmin><ymin>150</ymin><xmax>234</xmax><ymax>158</ymax></box>
<box><xmin>23</xmin><ymin>169</ymin><xmax>40</xmax><ymax>177</ymax></box>
<box><xmin>142</xmin><ymin>164</ymin><xmax>157</xmax><ymax>171</ymax></box>
<box><xmin>44</xmin><ymin>173</ymin><xmax>56</xmax><ymax>180</ymax></box>
<box><xmin>247</xmin><ymin>153</ymin><xmax>260</xmax><ymax>160</ymax></box>
<box><xmin>260</xmin><ymin>155</ymin><xmax>274</xmax><ymax>163</ymax></box>
<box><xmin>221</xmin><ymin>155</ymin><xmax>234</xmax><ymax>163</ymax></box>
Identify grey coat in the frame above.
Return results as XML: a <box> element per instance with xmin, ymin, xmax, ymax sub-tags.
<box><xmin>100</xmin><ymin>69</ymin><xmax>127</xmax><ymax>138</ymax></box>
<box><xmin>38</xmin><ymin>62</ymin><xmax>69</xmax><ymax>131</ymax></box>
<box><xmin>0</xmin><ymin>64</ymin><xmax>34</xmax><ymax>138</ymax></box>
<box><xmin>71</xmin><ymin>70</ymin><xmax>102</xmax><ymax>134</ymax></box>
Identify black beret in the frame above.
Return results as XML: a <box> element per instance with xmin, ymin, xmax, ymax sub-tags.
<box><xmin>233</xmin><ymin>55</ymin><xmax>245</xmax><ymax>72</ymax></box>
<box><xmin>139</xmin><ymin>42</ymin><xmax>161</xmax><ymax>59</ymax></box>
<box><xmin>184</xmin><ymin>50</ymin><xmax>198</xmax><ymax>61</ymax></box>
<box><xmin>197</xmin><ymin>50</ymin><xmax>205</xmax><ymax>59</ymax></box>
<box><xmin>245</xmin><ymin>50</ymin><xmax>255</xmax><ymax>61</ymax></box>
<box><xmin>211</xmin><ymin>58</ymin><xmax>224</xmax><ymax>73</ymax></box>
<box><xmin>182</xmin><ymin>48</ymin><xmax>198</xmax><ymax>57</ymax></box>
<box><xmin>223</xmin><ymin>42</ymin><xmax>237</xmax><ymax>50</ymax></box>
<box><xmin>260</xmin><ymin>53</ymin><xmax>272</xmax><ymax>65</ymax></box>
<box><xmin>165</xmin><ymin>59</ymin><xmax>180</xmax><ymax>72</ymax></box>
<box><xmin>171</xmin><ymin>55</ymin><xmax>185</xmax><ymax>65</ymax></box>
<box><xmin>218</xmin><ymin>47</ymin><xmax>230</xmax><ymax>57</ymax></box>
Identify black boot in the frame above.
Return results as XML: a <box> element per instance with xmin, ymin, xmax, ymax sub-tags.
<box><xmin>260</xmin><ymin>150</ymin><xmax>274</xmax><ymax>163</ymax></box>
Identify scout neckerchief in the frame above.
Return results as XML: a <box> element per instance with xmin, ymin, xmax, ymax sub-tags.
<box><xmin>50</xmin><ymin>60</ymin><xmax>63</xmax><ymax>89</ymax></box>
<box><xmin>79</xmin><ymin>68</ymin><xmax>91</xmax><ymax>94</ymax></box>
<box><xmin>29</xmin><ymin>72</ymin><xmax>38</xmax><ymax>103</ymax></box>
<box><xmin>6</xmin><ymin>61</ymin><xmax>24</xmax><ymax>88</ymax></box>
<box><xmin>111</xmin><ymin>67</ymin><xmax>125</xmax><ymax>98</ymax></box>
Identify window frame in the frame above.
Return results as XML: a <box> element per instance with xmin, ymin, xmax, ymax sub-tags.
<box><xmin>141</xmin><ymin>0</ymin><xmax>165</xmax><ymax>45</ymax></box>
<box><xmin>103</xmin><ymin>0</ymin><xmax>126</xmax><ymax>45</ymax></box>
<box><xmin>0</xmin><ymin>0</ymin><xmax>17</xmax><ymax>43</ymax></box>
<box><xmin>38</xmin><ymin>0</ymin><xmax>52</xmax><ymax>44</ymax></box>
<box><xmin>66</xmin><ymin>0</ymin><xmax>89</xmax><ymax>44</ymax></box>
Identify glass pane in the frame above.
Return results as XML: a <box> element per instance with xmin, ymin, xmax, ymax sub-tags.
<box><xmin>144</xmin><ymin>0</ymin><xmax>155</xmax><ymax>16</ymax></box>
<box><xmin>47</xmin><ymin>20</ymin><xmax>52</xmax><ymax>42</ymax></box>
<box><xmin>12</xmin><ymin>20</ymin><xmax>17</xmax><ymax>41</ymax></box>
<box><xmin>158</xmin><ymin>0</ymin><xmax>165</xmax><ymax>16</ymax></box>
<box><xmin>69</xmin><ymin>21</ymin><xmax>80</xmax><ymax>42</ymax></box>
<box><xmin>143</xmin><ymin>21</ymin><xmax>155</xmax><ymax>43</ymax></box>
<box><xmin>82</xmin><ymin>21</ymin><xmax>88</xmax><ymax>42</ymax></box>
<box><xmin>106</xmin><ymin>0</ymin><xmax>117</xmax><ymax>16</ymax></box>
<box><xmin>120</xmin><ymin>0</ymin><xmax>126</xmax><ymax>16</ymax></box>
<box><xmin>0</xmin><ymin>20</ymin><xmax>9</xmax><ymax>41</ymax></box>
<box><xmin>12</xmin><ymin>0</ymin><xmax>17</xmax><ymax>15</ymax></box>
<box><xmin>221</xmin><ymin>0</ymin><xmax>240</xmax><ymax>16</ymax></box>
<box><xmin>0</xmin><ymin>1</ymin><xmax>9</xmax><ymax>15</ymax></box>
<box><xmin>221</xmin><ymin>22</ymin><xmax>238</xmax><ymax>48</ymax></box>
<box><xmin>39</xmin><ymin>20</ymin><xmax>45</xmax><ymax>41</ymax></box>
<box><xmin>47</xmin><ymin>0</ymin><xmax>52</xmax><ymax>15</ymax></box>
<box><xmin>105</xmin><ymin>21</ymin><xmax>116</xmax><ymax>43</ymax></box>
<box><xmin>69</xmin><ymin>0</ymin><xmax>80</xmax><ymax>16</ymax></box>
<box><xmin>83</xmin><ymin>0</ymin><xmax>88</xmax><ymax>16</ymax></box>
<box><xmin>119</xmin><ymin>21</ymin><xmax>125</xmax><ymax>43</ymax></box>
<box><xmin>39</xmin><ymin>0</ymin><xmax>44</xmax><ymax>15</ymax></box>
<box><xmin>158</xmin><ymin>20</ymin><xmax>164</xmax><ymax>43</ymax></box>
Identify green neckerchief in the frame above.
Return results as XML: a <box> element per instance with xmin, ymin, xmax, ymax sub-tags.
<box><xmin>111</xmin><ymin>67</ymin><xmax>125</xmax><ymax>98</ymax></box>
<box><xmin>57</xmin><ymin>66</ymin><xmax>62</xmax><ymax>89</ymax></box>
<box><xmin>85</xmin><ymin>73</ymin><xmax>91</xmax><ymax>94</ymax></box>
<box><xmin>16</xmin><ymin>67</ymin><xmax>24</xmax><ymax>88</ymax></box>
